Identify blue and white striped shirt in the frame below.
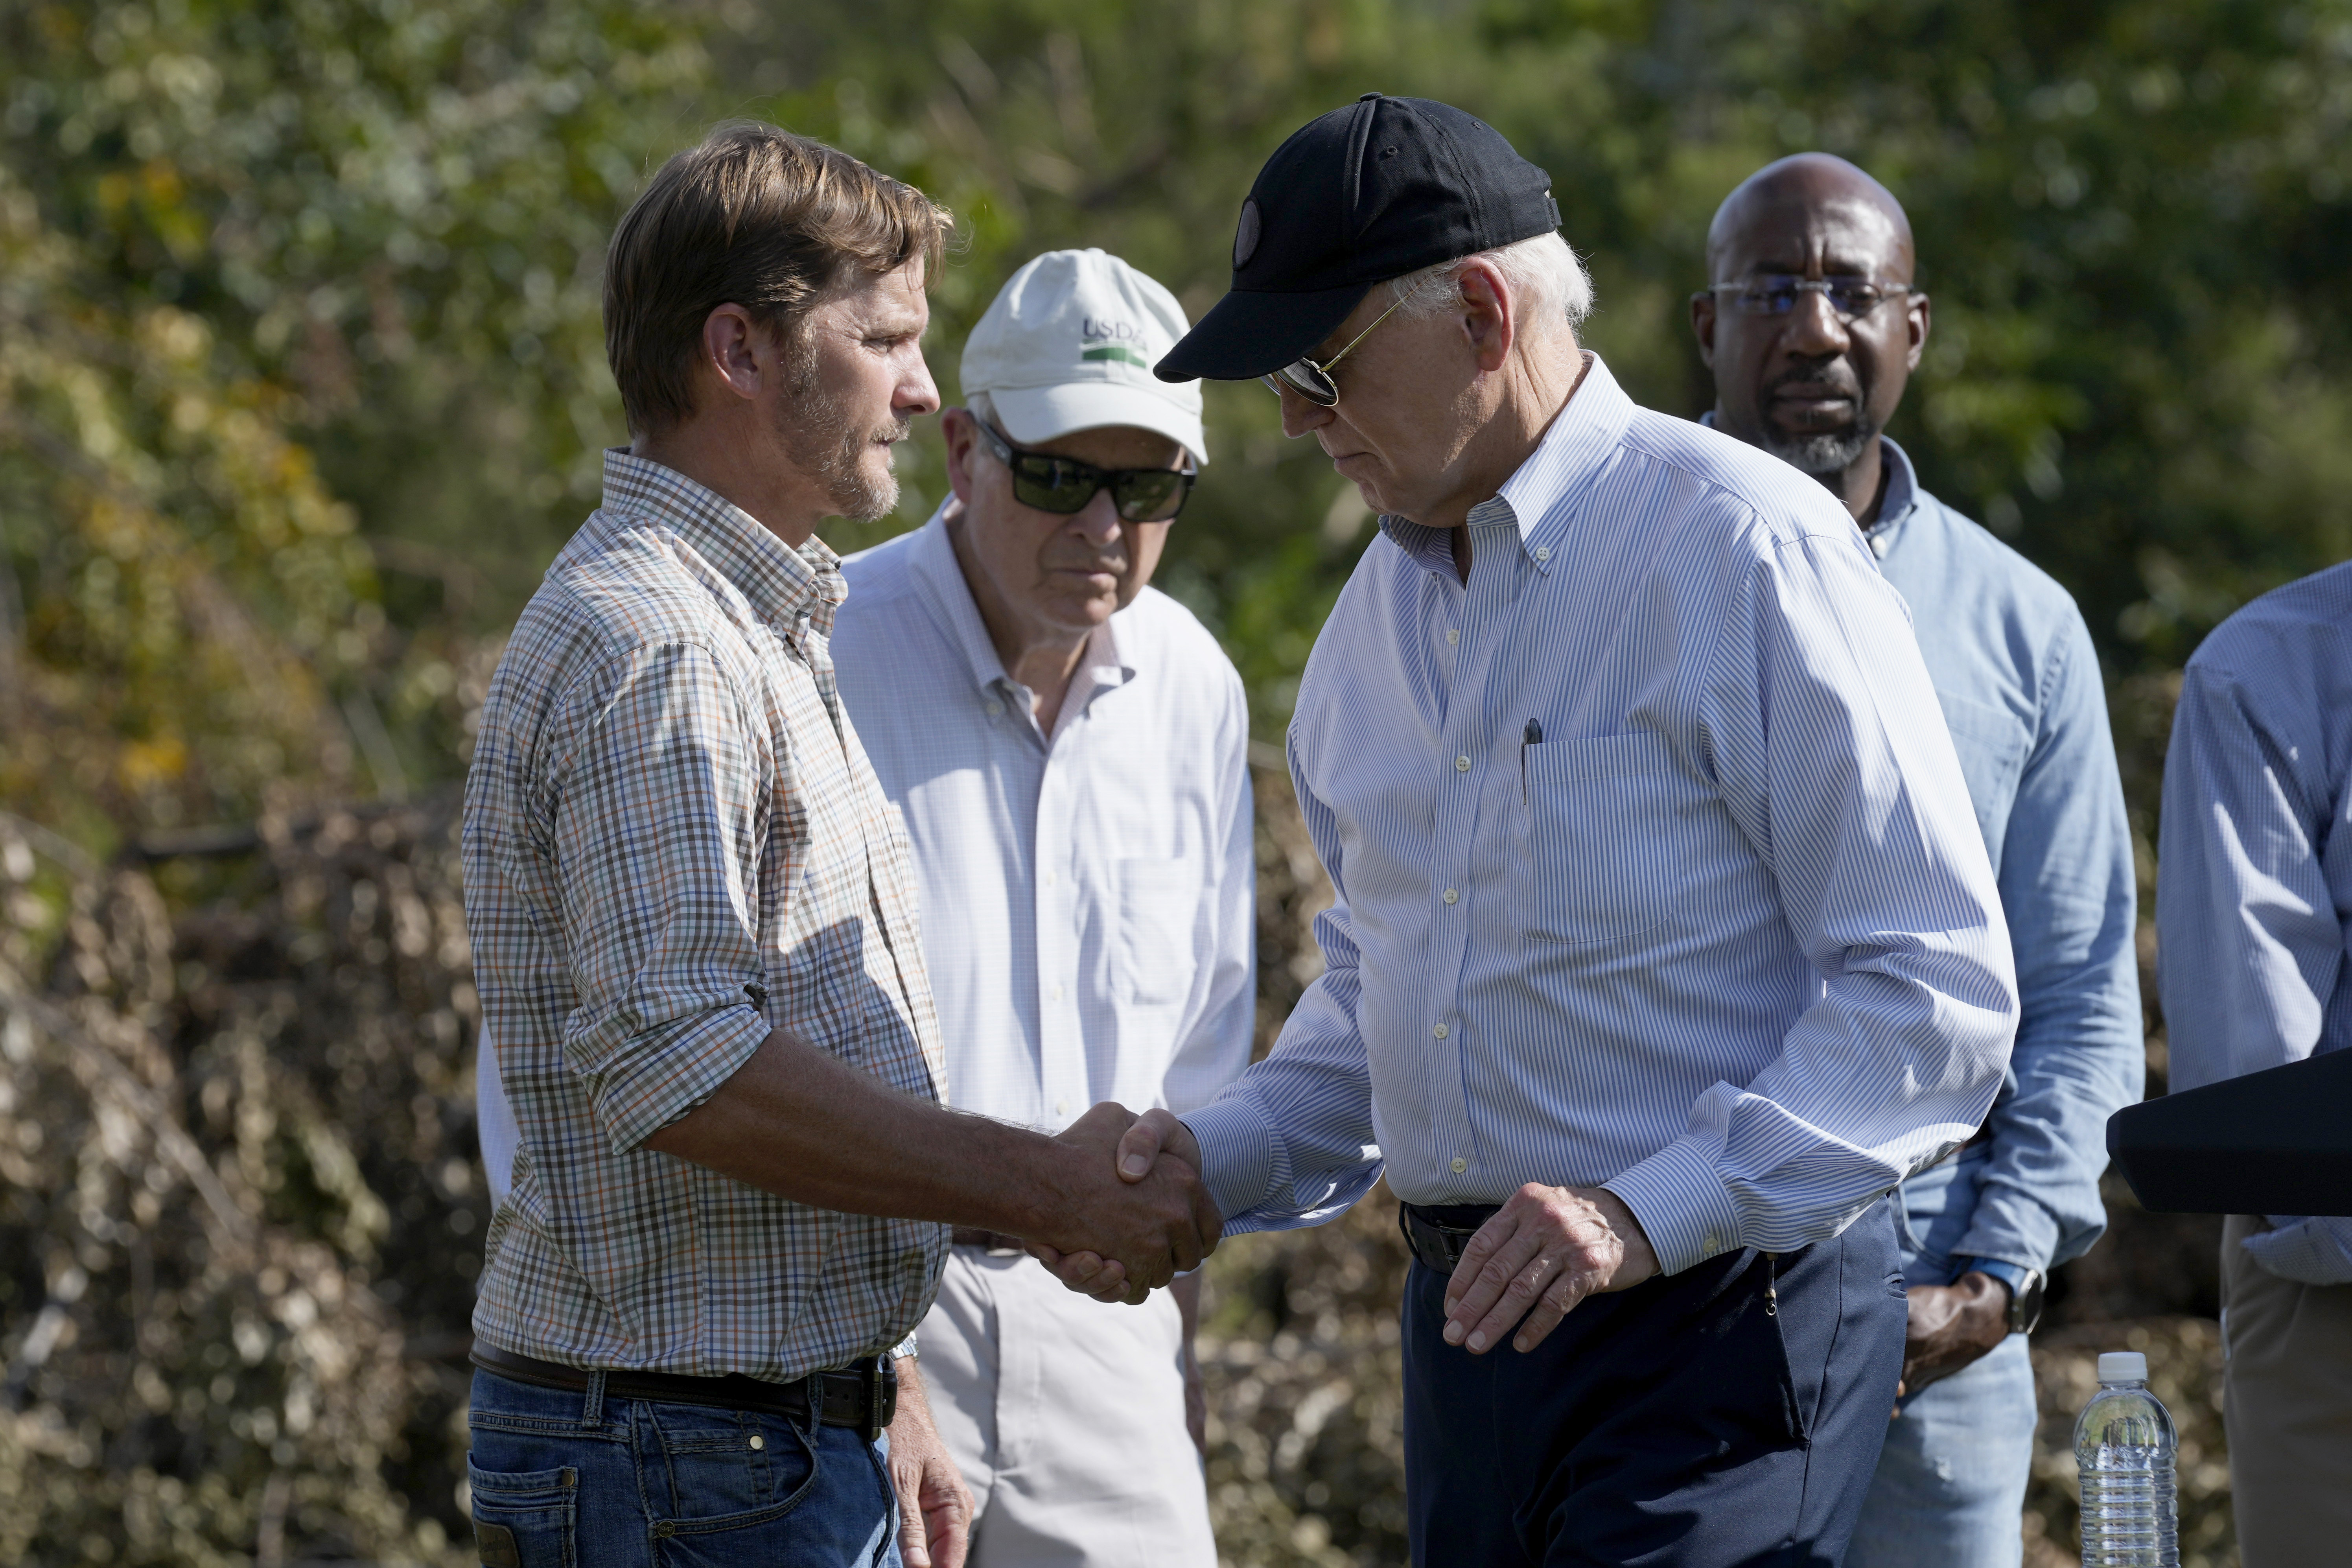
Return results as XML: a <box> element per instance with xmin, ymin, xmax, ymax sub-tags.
<box><xmin>1181</xmin><ymin>356</ymin><xmax>2020</xmax><ymax>1276</ymax></box>
<box><xmin>2158</xmin><ymin>559</ymin><xmax>2352</xmax><ymax>1283</ymax></box>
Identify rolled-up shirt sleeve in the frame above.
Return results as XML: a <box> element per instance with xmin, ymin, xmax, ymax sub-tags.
<box><xmin>1604</xmin><ymin>534</ymin><xmax>2021</xmax><ymax>1274</ymax></box>
<box><xmin>543</xmin><ymin>640</ymin><xmax>774</xmax><ymax>1153</ymax></box>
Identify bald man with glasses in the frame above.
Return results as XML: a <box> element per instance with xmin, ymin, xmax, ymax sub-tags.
<box><xmin>1693</xmin><ymin>153</ymin><xmax>2144</xmax><ymax>1568</ymax></box>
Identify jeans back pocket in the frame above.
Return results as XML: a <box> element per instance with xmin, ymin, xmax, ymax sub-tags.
<box><xmin>466</xmin><ymin>1459</ymin><xmax>576</xmax><ymax>1568</ymax></box>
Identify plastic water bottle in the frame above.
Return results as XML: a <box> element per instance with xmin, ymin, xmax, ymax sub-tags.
<box><xmin>2074</xmin><ymin>1350</ymin><xmax>2180</xmax><ymax>1566</ymax></box>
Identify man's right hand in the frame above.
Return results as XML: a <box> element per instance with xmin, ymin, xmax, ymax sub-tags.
<box><xmin>1031</xmin><ymin>1109</ymin><xmax>1207</xmax><ymax>1303</ymax></box>
<box><xmin>1028</xmin><ymin>1104</ymin><xmax>1220</xmax><ymax>1303</ymax></box>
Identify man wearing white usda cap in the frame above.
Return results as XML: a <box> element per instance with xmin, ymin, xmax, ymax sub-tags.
<box><xmin>831</xmin><ymin>248</ymin><xmax>1250</xmax><ymax>1566</ymax></box>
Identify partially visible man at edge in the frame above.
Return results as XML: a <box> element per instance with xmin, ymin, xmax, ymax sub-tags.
<box><xmin>2159</xmin><ymin>560</ymin><xmax>2352</xmax><ymax>1568</ymax></box>
<box><xmin>1058</xmin><ymin>96</ymin><xmax>2020</xmax><ymax>1566</ymax></box>
<box><xmin>460</xmin><ymin>123</ymin><xmax>1218</xmax><ymax>1568</ymax></box>
<box><xmin>832</xmin><ymin>247</ymin><xmax>1249</xmax><ymax>1567</ymax></box>
<box><xmin>1693</xmin><ymin>155</ymin><xmax>2143</xmax><ymax>1568</ymax></box>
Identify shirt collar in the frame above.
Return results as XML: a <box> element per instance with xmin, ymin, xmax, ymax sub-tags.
<box><xmin>1378</xmin><ymin>351</ymin><xmax>1634</xmax><ymax>578</ymax></box>
<box><xmin>1692</xmin><ymin>413</ymin><xmax>1920</xmax><ymax>546</ymax></box>
<box><xmin>906</xmin><ymin>503</ymin><xmax>1135</xmax><ymax>699</ymax></box>
<box><xmin>1866</xmin><ymin>434</ymin><xmax>1921</xmax><ymax>545</ymax></box>
<box><xmin>594</xmin><ymin>448</ymin><xmax>847</xmax><ymax>633</ymax></box>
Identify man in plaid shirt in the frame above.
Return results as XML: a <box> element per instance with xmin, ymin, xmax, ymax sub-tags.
<box><xmin>459</xmin><ymin>123</ymin><xmax>1219</xmax><ymax>1568</ymax></box>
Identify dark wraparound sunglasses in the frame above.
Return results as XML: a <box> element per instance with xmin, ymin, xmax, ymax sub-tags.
<box><xmin>973</xmin><ymin>418</ymin><xmax>1196</xmax><ymax>523</ymax></box>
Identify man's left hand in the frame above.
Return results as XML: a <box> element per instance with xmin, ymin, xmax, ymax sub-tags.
<box><xmin>1893</xmin><ymin>1273</ymin><xmax>2010</xmax><ymax>1410</ymax></box>
<box><xmin>884</xmin><ymin>1360</ymin><xmax>972</xmax><ymax>1568</ymax></box>
<box><xmin>1443</xmin><ymin>1184</ymin><xmax>1659</xmax><ymax>1354</ymax></box>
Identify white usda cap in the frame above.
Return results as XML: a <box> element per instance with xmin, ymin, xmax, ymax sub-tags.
<box><xmin>959</xmin><ymin>249</ymin><xmax>1207</xmax><ymax>465</ymax></box>
<box><xmin>2098</xmin><ymin>1352</ymin><xmax>2148</xmax><ymax>1383</ymax></box>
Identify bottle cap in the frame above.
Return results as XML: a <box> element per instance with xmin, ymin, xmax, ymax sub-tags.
<box><xmin>2098</xmin><ymin>1351</ymin><xmax>2148</xmax><ymax>1383</ymax></box>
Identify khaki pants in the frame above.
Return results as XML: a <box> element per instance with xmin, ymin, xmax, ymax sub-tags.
<box><xmin>2220</xmin><ymin>1214</ymin><xmax>2352</xmax><ymax>1567</ymax></box>
<box><xmin>918</xmin><ymin>1248</ymin><xmax>1216</xmax><ymax>1568</ymax></box>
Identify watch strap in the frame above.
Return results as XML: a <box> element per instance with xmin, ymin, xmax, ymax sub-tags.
<box><xmin>1960</xmin><ymin>1257</ymin><xmax>2042</xmax><ymax>1333</ymax></box>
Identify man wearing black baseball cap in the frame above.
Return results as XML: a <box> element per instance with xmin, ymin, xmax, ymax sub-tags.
<box><xmin>1051</xmin><ymin>96</ymin><xmax>2017</xmax><ymax>1565</ymax></box>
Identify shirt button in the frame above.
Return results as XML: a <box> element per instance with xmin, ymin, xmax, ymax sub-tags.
<box><xmin>1432</xmin><ymin>1022</ymin><xmax>1449</xmax><ymax>1040</ymax></box>
<box><xmin>1450</xmin><ymin>1157</ymin><xmax>1467</xmax><ymax>1174</ymax></box>
<box><xmin>1050</xmin><ymin>984</ymin><xmax>1065</xmax><ymax>1003</ymax></box>
<box><xmin>985</xmin><ymin>699</ymin><xmax>1004</xmax><ymax>718</ymax></box>
<box><xmin>1442</xmin><ymin>888</ymin><xmax>1458</xmax><ymax>905</ymax></box>
<box><xmin>1703</xmin><ymin>1234</ymin><xmax>1721</xmax><ymax>1254</ymax></box>
<box><xmin>1043</xmin><ymin>871</ymin><xmax>1057</xmax><ymax>888</ymax></box>
<box><xmin>1454</xmin><ymin>755</ymin><xmax>1470</xmax><ymax>772</ymax></box>
<box><xmin>1447</xmin><ymin>628</ymin><xmax>1461</xmax><ymax>646</ymax></box>
<box><xmin>1534</xmin><ymin>545</ymin><xmax>1551</xmax><ymax>563</ymax></box>
<box><xmin>1055</xmin><ymin>1100</ymin><xmax>1069</xmax><ymax>1116</ymax></box>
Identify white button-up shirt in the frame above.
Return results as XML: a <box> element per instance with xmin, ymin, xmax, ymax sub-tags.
<box><xmin>1182</xmin><ymin>356</ymin><xmax>2019</xmax><ymax>1275</ymax></box>
<box><xmin>830</xmin><ymin>509</ymin><xmax>1255</xmax><ymax>1133</ymax></box>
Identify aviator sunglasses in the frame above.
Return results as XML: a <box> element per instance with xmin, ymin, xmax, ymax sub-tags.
<box><xmin>972</xmin><ymin>417</ymin><xmax>1197</xmax><ymax>523</ymax></box>
<box><xmin>1259</xmin><ymin>284</ymin><xmax>1420</xmax><ymax>409</ymax></box>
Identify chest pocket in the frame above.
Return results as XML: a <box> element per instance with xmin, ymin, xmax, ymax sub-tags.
<box><xmin>1933</xmin><ymin>688</ymin><xmax>2032</xmax><ymax>855</ymax></box>
<box><xmin>1116</xmin><ymin>859</ymin><xmax>1199</xmax><ymax>1005</ymax></box>
<box><xmin>1519</xmin><ymin>731</ymin><xmax>1693</xmax><ymax>947</ymax></box>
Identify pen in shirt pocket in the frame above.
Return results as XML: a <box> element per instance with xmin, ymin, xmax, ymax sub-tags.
<box><xmin>1520</xmin><ymin>719</ymin><xmax>1544</xmax><ymax>801</ymax></box>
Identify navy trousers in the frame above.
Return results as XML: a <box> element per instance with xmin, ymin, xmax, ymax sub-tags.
<box><xmin>1402</xmin><ymin>1200</ymin><xmax>1906</xmax><ymax>1567</ymax></box>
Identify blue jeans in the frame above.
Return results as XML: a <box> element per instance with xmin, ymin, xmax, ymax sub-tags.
<box><xmin>466</xmin><ymin>1368</ymin><xmax>902</xmax><ymax>1567</ymax></box>
<box><xmin>1844</xmin><ymin>1147</ymin><xmax>2037</xmax><ymax>1568</ymax></box>
<box><xmin>1402</xmin><ymin>1199</ymin><xmax>1907</xmax><ymax>1565</ymax></box>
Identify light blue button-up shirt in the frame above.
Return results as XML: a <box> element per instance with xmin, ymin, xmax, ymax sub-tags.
<box><xmin>1182</xmin><ymin>356</ymin><xmax>2019</xmax><ymax>1276</ymax></box>
<box><xmin>2158</xmin><ymin>559</ymin><xmax>2352</xmax><ymax>1283</ymax></box>
<box><xmin>1859</xmin><ymin>438</ymin><xmax>2143</xmax><ymax>1278</ymax></box>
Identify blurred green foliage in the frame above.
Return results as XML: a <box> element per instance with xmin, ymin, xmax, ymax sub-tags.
<box><xmin>8</xmin><ymin>0</ymin><xmax>2352</xmax><ymax>838</ymax></box>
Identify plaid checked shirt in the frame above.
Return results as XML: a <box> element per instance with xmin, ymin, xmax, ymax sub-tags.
<box><xmin>463</xmin><ymin>448</ymin><xmax>949</xmax><ymax>1381</ymax></box>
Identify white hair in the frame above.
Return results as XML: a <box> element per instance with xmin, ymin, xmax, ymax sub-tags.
<box><xmin>963</xmin><ymin>389</ymin><xmax>999</xmax><ymax>428</ymax></box>
<box><xmin>1386</xmin><ymin>230</ymin><xmax>1592</xmax><ymax>337</ymax></box>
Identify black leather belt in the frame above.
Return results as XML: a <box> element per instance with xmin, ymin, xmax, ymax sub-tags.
<box><xmin>470</xmin><ymin>1341</ymin><xmax>898</xmax><ymax>1442</ymax></box>
<box><xmin>1399</xmin><ymin>1202</ymin><xmax>1503</xmax><ymax>1274</ymax></box>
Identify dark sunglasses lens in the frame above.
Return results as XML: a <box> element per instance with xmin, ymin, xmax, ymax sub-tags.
<box><xmin>1011</xmin><ymin>458</ymin><xmax>1098</xmax><ymax>515</ymax></box>
<box><xmin>1113</xmin><ymin>470</ymin><xmax>1189</xmax><ymax>522</ymax></box>
<box><xmin>1272</xmin><ymin>361</ymin><xmax>1338</xmax><ymax>407</ymax></box>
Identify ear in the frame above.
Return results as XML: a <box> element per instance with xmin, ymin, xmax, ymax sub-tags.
<box><xmin>1690</xmin><ymin>291</ymin><xmax>1718</xmax><ymax>369</ymax></box>
<box><xmin>699</xmin><ymin>303</ymin><xmax>772</xmax><ymax>406</ymax></box>
<box><xmin>941</xmin><ymin>407</ymin><xmax>982</xmax><ymax>505</ymax></box>
<box><xmin>1905</xmin><ymin>292</ymin><xmax>1931</xmax><ymax>374</ymax></box>
<box><xmin>1453</xmin><ymin>259</ymin><xmax>1515</xmax><ymax>375</ymax></box>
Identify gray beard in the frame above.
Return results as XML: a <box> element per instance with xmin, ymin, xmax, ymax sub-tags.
<box><xmin>1759</xmin><ymin>422</ymin><xmax>1876</xmax><ymax>480</ymax></box>
<box><xmin>781</xmin><ymin>352</ymin><xmax>903</xmax><ymax>523</ymax></box>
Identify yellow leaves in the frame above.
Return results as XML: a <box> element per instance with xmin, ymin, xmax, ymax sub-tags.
<box><xmin>116</xmin><ymin>737</ymin><xmax>190</xmax><ymax>794</ymax></box>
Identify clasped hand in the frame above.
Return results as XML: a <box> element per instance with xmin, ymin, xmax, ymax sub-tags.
<box><xmin>1025</xmin><ymin>1103</ymin><xmax>1222</xmax><ymax>1305</ymax></box>
<box><xmin>1033</xmin><ymin>1120</ymin><xmax>1657</xmax><ymax>1351</ymax></box>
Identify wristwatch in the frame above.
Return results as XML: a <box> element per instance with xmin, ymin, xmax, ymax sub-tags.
<box><xmin>1960</xmin><ymin>1257</ymin><xmax>2045</xmax><ymax>1335</ymax></box>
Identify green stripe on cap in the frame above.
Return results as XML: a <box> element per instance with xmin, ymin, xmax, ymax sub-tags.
<box><xmin>1080</xmin><ymin>345</ymin><xmax>1150</xmax><ymax>368</ymax></box>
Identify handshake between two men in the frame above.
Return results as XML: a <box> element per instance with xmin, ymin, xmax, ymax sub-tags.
<box><xmin>1034</xmin><ymin>1107</ymin><xmax>1663</xmax><ymax>1356</ymax></box>
<box><xmin>647</xmin><ymin>1026</ymin><xmax>1654</xmax><ymax>1350</ymax></box>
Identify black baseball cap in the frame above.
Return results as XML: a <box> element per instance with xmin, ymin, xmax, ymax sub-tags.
<box><xmin>1155</xmin><ymin>94</ymin><xmax>1560</xmax><ymax>384</ymax></box>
